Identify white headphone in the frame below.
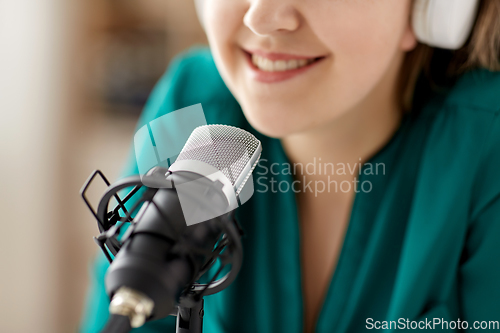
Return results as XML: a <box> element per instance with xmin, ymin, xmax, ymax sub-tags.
<box><xmin>413</xmin><ymin>0</ymin><xmax>481</xmax><ymax>49</ymax></box>
<box><xmin>195</xmin><ymin>0</ymin><xmax>481</xmax><ymax>50</ymax></box>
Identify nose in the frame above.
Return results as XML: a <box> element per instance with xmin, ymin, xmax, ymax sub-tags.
<box><xmin>243</xmin><ymin>0</ymin><xmax>301</xmax><ymax>36</ymax></box>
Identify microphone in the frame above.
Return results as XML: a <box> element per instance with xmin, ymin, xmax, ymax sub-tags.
<box><xmin>81</xmin><ymin>125</ymin><xmax>262</xmax><ymax>333</ymax></box>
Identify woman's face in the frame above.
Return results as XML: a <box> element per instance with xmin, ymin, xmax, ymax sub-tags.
<box><xmin>201</xmin><ymin>0</ymin><xmax>417</xmax><ymax>138</ymax></box>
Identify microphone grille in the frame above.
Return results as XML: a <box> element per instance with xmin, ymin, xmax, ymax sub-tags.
<box><xmin>175</xmin><ymin>125</ymin><xmax>261</xmax><ymax>191</ymax></box>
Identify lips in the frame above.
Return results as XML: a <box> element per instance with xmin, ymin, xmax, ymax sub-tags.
<box><xmin>242</xmin><ymin>49</ymin><xmax>326</xmax><ymax>83</ymax></box>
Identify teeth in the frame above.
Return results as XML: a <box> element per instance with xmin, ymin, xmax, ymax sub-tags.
<box><xmin>274</xmin><ymin>60</ymin><xmax>287</xmax><ymax>71</ymax></box>
<box><xmin>298</xmin><ymin>59</ymin><xmax>308</xmax><ymax>67</ymax></box>
<box><xmin>251</xmin><ymin>54</ymin><xmax>315</xmax><ymax>72</ymax></box>
<box><xmin>287</xmin><ymin>60</ymin><xmax>298</xmax><ymax>70</ymax></box>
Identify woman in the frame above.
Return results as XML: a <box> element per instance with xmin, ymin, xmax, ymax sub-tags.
<box><xmin>82</xmin><ymin>0</ymin><xmax>500</xmax><ymax>332</ymax></box>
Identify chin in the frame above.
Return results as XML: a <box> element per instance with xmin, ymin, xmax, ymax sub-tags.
<box><xmin>239</xmin><ymin>102</ymin><xmax>311</xmax><ymax>138</ymax></box>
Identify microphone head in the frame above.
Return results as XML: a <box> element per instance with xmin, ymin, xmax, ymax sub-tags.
<box><xmin>173</xmin><ymin>125</ymin><xmax>262</xmax><ymax>195</ymax></box>
<box><xmin>167</xmin><ymin>125</ymin><xmax>262</xmax><ymax>225</ymax></box>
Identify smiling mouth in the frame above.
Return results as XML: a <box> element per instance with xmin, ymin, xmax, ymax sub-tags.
<box><xmin>243</xmin><ymin>50</ymin><xmax>326</xmax><ymax>73</ymax></box>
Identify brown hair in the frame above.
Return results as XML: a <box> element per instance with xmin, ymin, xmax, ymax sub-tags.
<box><xmin>401</xmin><ymin>0</ymin><xmax>500</xmax><ymax>111</ymax></box>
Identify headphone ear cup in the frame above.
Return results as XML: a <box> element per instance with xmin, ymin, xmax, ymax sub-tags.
<box><xmin>412</xmin><ymin>0</ymin><xmax>481</xmax><ymax>50</ymax></box>
<box><xmin>412</xmin><ymin>0</ymin><xmax>431</xmax><ymax>46</ymax></box>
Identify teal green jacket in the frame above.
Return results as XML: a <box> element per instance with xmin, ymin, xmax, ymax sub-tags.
<box><xmin>81</xmin><ymin>47</ymin><xmax>500</xmax><ymax>332</ymax></box>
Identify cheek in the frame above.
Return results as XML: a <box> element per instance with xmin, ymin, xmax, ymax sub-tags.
<box><xmin>313</xmin><ymin>0</ymin><xmax>410</xmax><ymax>53</ymax></box>
<box><xmin>204</xmin><ymin>0</ymin><xmax>246</xmax><ymax>86</ymax></box>
<box><xmin>311</xmin><ymin>0</ymin><xmax>410</xmax><ymax>95</ymax></box>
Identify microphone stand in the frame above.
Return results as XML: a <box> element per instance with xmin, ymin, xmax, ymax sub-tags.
<box><xmin>175</xmin><ymin>299</ymin><xmax>204</xmax><ymax>333</ymax></box>
<box><xmin>81</xmin><ymin>169</ymin><xmax>244</xmax><ymax>333</ymax></box>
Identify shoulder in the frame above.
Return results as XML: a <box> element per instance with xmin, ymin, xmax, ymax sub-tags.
<box><xmin>442</xmin><ymin>69</ymin><xmax>500</xmax><ymax>218</ymax></box>
<box><xmin>138</xmin><ymin>46</ymin><xmax>246</xmax><ymax>128</ymax></box>
<box><xmin>414</xmin><ymin>68</ymin><xmax>500</xmax><ymax>221</ymax></box>
<box><xmin>443</xmin><ymin>68</ymin><xmax>500</xmax><ymax>113</ymax></box>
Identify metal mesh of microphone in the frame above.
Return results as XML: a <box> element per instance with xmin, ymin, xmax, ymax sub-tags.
<box><xmin>174</xmin><ymin>125</ymin><xmax>261</xmax><ymax>193</ymax></box>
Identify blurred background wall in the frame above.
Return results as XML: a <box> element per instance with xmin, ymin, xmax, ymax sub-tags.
<box><xmin>0</xmin><ymin>1</ymin><xmax>206</xmax><ymax>332</ymax></box>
